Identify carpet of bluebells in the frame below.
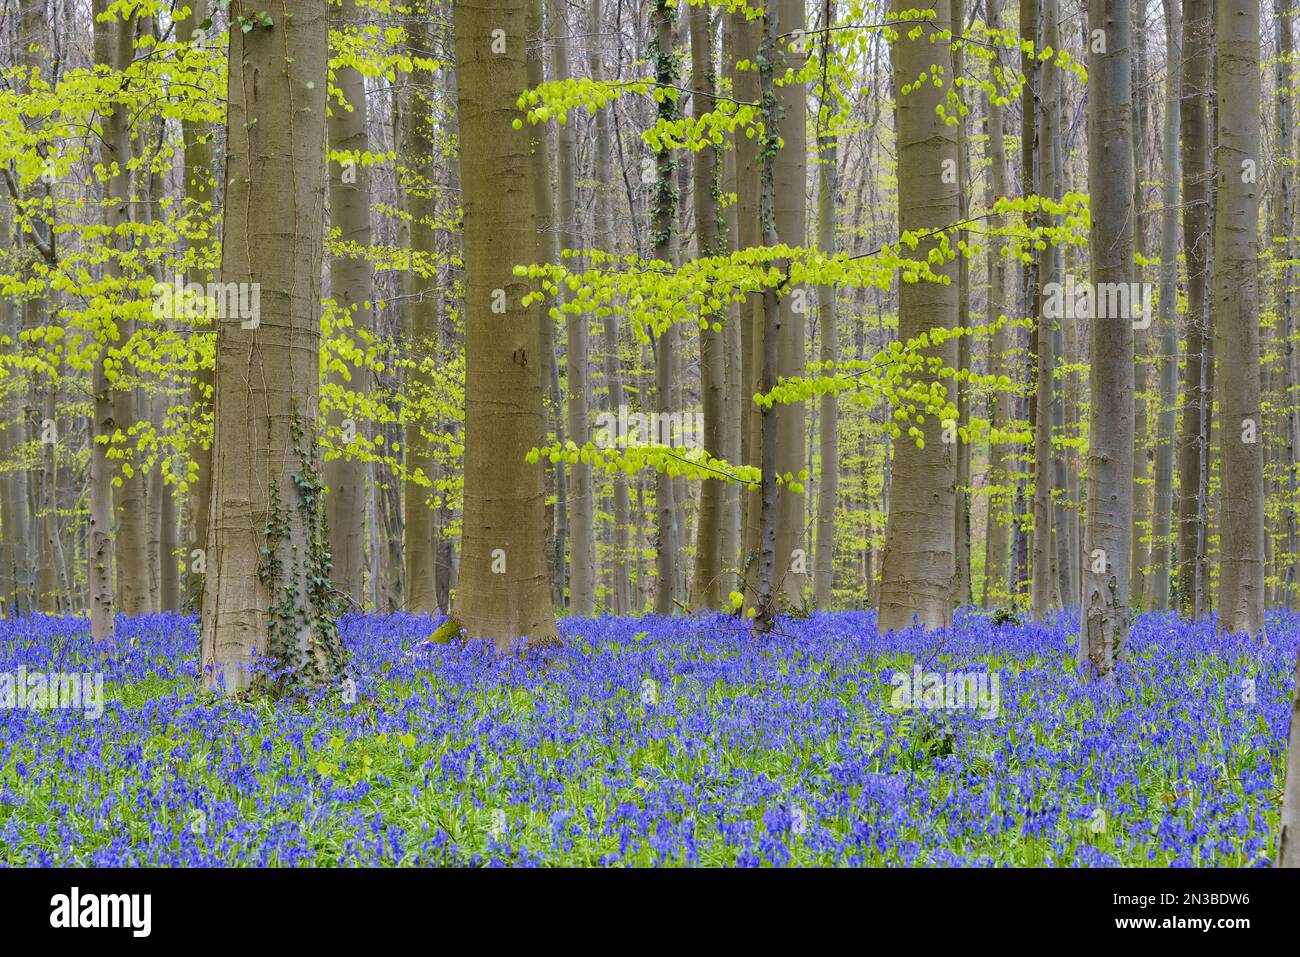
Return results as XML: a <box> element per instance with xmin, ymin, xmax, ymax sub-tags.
<box><xmin>0</xmin><ymin>608</ymin><xmax>1294</xmax><ymax>866</ymax></box>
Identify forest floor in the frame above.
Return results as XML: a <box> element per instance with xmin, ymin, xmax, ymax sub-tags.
<box><xmin>0</xmin><ymin>608</ymin><xmax>1290</xmax><ymax>866</ymax></box>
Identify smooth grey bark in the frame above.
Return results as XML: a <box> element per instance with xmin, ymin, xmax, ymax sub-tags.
<box><xmin>1079</xmin><ymin>0</ymin><xmax>1136</xmax><ymax>679</ymax></box>
<box><xmin>876</xmin><ymin>0</ymin><xmax>959</xmax><ymax>632</ymax></box>
<box><xmin>589</xmin><ymin>0</ymin><xmax>631</xmax><ymax>615</ymax></box>
<box><xmin>448</xmin><ymin>0</ymin><xmax>559</xmax><ymax>648</ymax></box>
<box><xmin>200</xmin><ymin>0</ymin><xmax>344</xmax><ymax>693</ymax></box>
<box><xmin>651</xmin><ymin>0</ymin><xmax>681</xmax><ymax>616</ymax></box>
<box><xmin>812</xmin><ymin>0</ymin><xmax>838</xmax><ymax>612</ymax></box>
<box><xmin>1211</xmin><ymin>0</ymin><xmax>1265</xmax><ymax>637</ymax></box>
<box><xmin>1176</xmin><ymin>0</ymin><xmax>1213</xmax><ymax>615</ymax></box>
<box><xmin>1151</xmin><ymin>0</ymin><xmax>1181</xmax><ymax>610</ymax></box>
<box><xmin>552</xmin><ymin>0</ymin><xmax>595</xmax><ymax>617</ymax></box>
<box><xmin>1030</xmin><ymin>0</ymin><xmax>1059</xmax><ymax>621</ymax></box>
<box><xmin>325</xmin><ymin>0</ymin><xmax>373</xmax><ymax>605</ymax></box>
<box><xmin>688</xmin><ymin>2</ymin><xmax>726</xmax><ymax>610</ymax></box>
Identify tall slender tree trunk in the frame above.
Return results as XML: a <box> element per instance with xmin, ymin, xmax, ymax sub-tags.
<box><xmin>325</xmin><ymin>0</ymin><xmax>373</xmax><ymax>606</ymax></box>
<box><xmin>1176</xmin><ymin>0</ymin><xmax>1213</xmax><ymax>615</ymax></box>
<box><xmin>199</xmin><ymin>0</ymin><xmax>344</xmax><ymax>693</ymax></box>
<box><xmin>448</xmin><ymin>0</ymin><xmax>559</xmax><ymax>648</ymax></box>
<box><xmin>982</xmin><ymin>0</ymin><xmax>1012</xmax><ymax>608</ymax></box>
<box><xmin>752</xmin><ymin>0</ymin><xmax>782</xmax><ymax>632</ymax></box>
<box><xmin>550</xmin><ymin>0</ymin><xmax>595</xmax><ymax>616</ymax></box>
<box><xmin>113</xmin><ymin>15</ymin><xmax>150</xmax><ymax>614</ymax></box>
<box><xmin>1010</xmin><ymin>0</ymin><xmax>1040</xmax><ymax>605</ymax></box>
<box><xmin>401</xmin><ymin>13</ymin><xmax>440</xmax><ymax>613</ymax></box>
<box><xmin>590</xmin><ymin>0</ymin><xmax>631</xmax><ymax>615</ymax></box>
<box><xmin>0</xmin><ymin>203</ymin><xmax>29</xmax><ymax>617</ymax></box>
<box><xmin>523</xmin><ymin>0</ymin><xmax>567</xmax><ymax>610</ymax></box>
<box><xmin>20</xmin><ymin>0</ymin><xmax>59</xmax><ymax>615</ymax></box>
<box><xmin>1212</xmin><ymin>0</ymin><xmax>1265</xmax><ymax>637</ymax></box>
<box><xmin>689</xmin><ymin>3</ymin><xmax>725</xmax><ymax>610</ymax></box>
<box><xmin>1151</xmin><ymin>0</ymin><xmax>1182</xmax><ymax>610</ymax></box>
<box><xmin>1030</xmin><ymin>0</ymin><xmax>1058</xmax><ymax>621</ymax></box>
<box><xmin>1079</xmin><ymin>0</ymin><xmax>1136</xmax><ymax>679</ymax></box>
<box><xmin>651</xmin><ymin>0</ymin><xmax>681</xmax><ymax>616</ymax></box>
<box><xmin>1049</xmin><ymin>57</ymin><xmax>1077</xmax><ymax>610</ymax></box>
<box><xmin>949</xmin><ymin>0</ymin><xmax>973</xmax><ymax>608</ymax></box>
<box><xmin>731</xmin><ymin>9</ymin><xmax>762</xmax><ymax>597</ymax></box>
<box><xmin>772</xmin><ymin>0</ymin><xmax>808</xmax><ymax>610</ymax></box>
<box><xmin>1129</xmin><ymin>13</ymin><xmax>1152</xmax><ymax>609</ymax></box>
<box><xmin>89</xmin><ymin>0</ymin><xmax>135</xmax><ymax>641</ymax></box>
<box><xmin>812</xmin><ymin>0</ymin><xmax>838</xmax><ymax>612</ymax></box>
<box><xmin>876</xmin><ymin>0</ymin><xmax>959</xmax><ymax>632</ymax></box>
<box><xmin>1274</xmin><ymin>0</ymin><xmax>1298</xmax><ymax>610</ymax></box>
<box><xmin>719</xmin><ymin>31</ymin><xmax>744</xmax><ymax>598</ymax></box>
<box><xmin>181</xmin><ymin>5</ymin><xmax>216</xmax><ymax>614</ymax></box>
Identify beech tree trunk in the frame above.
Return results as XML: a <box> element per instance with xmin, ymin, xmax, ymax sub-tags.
<box><xmin>876</xmin><ymin>0</ymin><xmax>959</xmax><ymax>632</ymax></box>
<box><xmin>1079</xmin><ymin>0</ymin><xmax>1136</xmax><ymax>679</ymax></box>
<box><xmin>325</xmin><ymin>0</ymin><xmax>373</xmax><ymax>605</ymax></box>
<box><xmin>1211</xmin><ymin>0</ymin><xmax>1265</xmax><ymax>637</ymax></box>
<box><xmin>199</xmin><ymin>0</ymin><xmax>345</xmax><ymax>693</ymax></box>
<box><xmin>89</xmin><ymin>0</ymin><xmax>133</xmax><ymax>642</ymax></box>
<box><xmin>812</xmin><ymin>0</ymin><xmax>838</xmax><ymax>612</ymax></box>
<box><xmin>401</xmin><ymin>14</ymin><xmax>440</xmax><ymax>614</ymax></box>
<box><xmin>589</xmin><ymin>0</ymin><xmax>631</xmax><ymax>615</ymax></box>
<box><xmin>447</xmin><ymin>0</ymin><xmax>558</xmax><ymax>648</ymax></box>
<box><xmin>652</xmin><ymin>0</ymin><xmax>681</xmax><ymax>616</ymax></box>
<box><xmin>1175</xmin><ymin>0</ymin><xmax>1213</xmax><ymax>615</ymax></box>
<box><xmin>689</xmin><ymin>3</ymin><xmax>725</xmax><ymax>610</ymax></box>
<box><xmin>552</xmin><ymin>0</ymin><xmax>595</xmax><ymax>616</ymax></box>
<box><xmin>982</xmin><ymin>0</ymin><xmax>1012</xmax><ymax>609</ymax></box>
<box><xmin>181</xmin><ymin>4</ymin><xmax>216</xmax><ymax>614</ymax></box>
<box><xmin>769</xmin><ymin>0</ymin><xmax>808</xmax><ymax>611</ymax></box>
<box><xmin>1151</xmin><ymin>0</ymin><xmax>1181</xmax><ymax>610</ymax></box>
<box><xmin>1030</xmin><ymin>0</ymin><xmax>1059</xmax><ymax>621</ymax></box>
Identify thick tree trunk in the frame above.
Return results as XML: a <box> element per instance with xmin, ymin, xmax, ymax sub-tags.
<box><xmin>1211</xmin><ymin>0</ymin><xmax>1265</xmax><ymax>637</ymax></box>
<box><xmin>876</xmin><ymin>0</ymin><xmax>959</xmax><ymax>632</ymax></box>
<box><xmin>1079</xmin><ymin>0</ymin><xmax>1136</xmax><ymax>679</ymax></box>
<box><xmin>200</xmin><ymin>0</ymin><xmax>344</xmax><ymax>694</ymax></box>
<box><xmin>447</xmin><ymin>0</ymin><xmax>558</xmax><ymax>647</ymax></box>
